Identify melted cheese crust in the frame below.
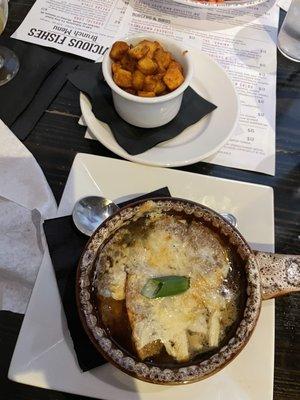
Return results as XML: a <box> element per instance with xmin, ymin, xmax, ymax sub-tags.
<box><xmin>97</xmin><ymin>208</ymin><xmax>236</xmax><ymax>362</ymax></box>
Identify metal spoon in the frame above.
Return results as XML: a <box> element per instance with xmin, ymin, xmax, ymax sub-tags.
<box><xmin>72</xmin><ymin>196</ymin><xmax>119</xmax><ymax>236</ymax></box>
<box><xmin>72</xmin><ymin>196</ymin><xmax>238</xmax><ymax>236</ymax></box>
<box><xmin>220</xmin><ymin>212</ymin><xmax>238</xmax><ymax>228</ymax></box>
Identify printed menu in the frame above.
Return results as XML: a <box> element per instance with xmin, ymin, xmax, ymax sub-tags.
<box><xmin>119</xmin><ymin>0</ymin><xmax>279</xmax><ymax>174</ymax></box>
<box><xmin>12</xmin><ymin>0</ymin><xmax>279</xmax><ymax>175</ymax></box>
<box><xmin>12</xmin><ymin>0</ymin><xmax>129</xmax><ymax>59</ymax></box>
<box><xmin>277</xmin><ymin>0</ymin><xmax>291</xmax><ymax>10</ymax></box>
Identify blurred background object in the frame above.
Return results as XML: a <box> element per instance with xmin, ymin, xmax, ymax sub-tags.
<box><xmin>0</xmin><ymin>0</ymin><xmax>19</xmax><ymax>85</ymax></box>
<box><xmin>278</xmin><ymin>0</ymin><xmax>300</xmax><ymax>61</ymax></box>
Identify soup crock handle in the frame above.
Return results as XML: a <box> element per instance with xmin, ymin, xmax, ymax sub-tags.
<box><xmin>254</xmin><ymin>251</ymin><xmax>300</xmax><ymax>300</ymax></box>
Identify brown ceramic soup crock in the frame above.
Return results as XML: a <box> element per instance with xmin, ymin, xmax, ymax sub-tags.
<box><xmin>76</xmin><ymin>197</ymin><xmax>300</xmax><ymax>385</ymax></box>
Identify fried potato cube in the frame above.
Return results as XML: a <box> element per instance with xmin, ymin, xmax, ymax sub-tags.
<box><xmin>137</xmin><ymin>57</ymin><xmax>158</xmax><ymax>75</ymax></box>
<box><xmin>138</xmin><ymin>91</ymin><xmax>156</xmax><ymax>97</ymax></box>
<box><xmin>143</xmin><ymin>75</ymin><xmax>166</xmax><ymax>95</ymax></box>
<box><xmin>140</xmin><ymin>40</ymin><xmax>161</xmax><ymax>58</ymax></box>
<box><xmin>120</xmin><ymin>53</ymin><xmax>136</xmax><ymax>72</ymax></box>
<box><xmin>113</xmin><ymin>69</ymin><xmax>133</xmax><ymax>88</ymax></box>
<box><xmin>128</xmin><ymin>43</ymin><xmax>149</xmax><ymax>60</ymax></box>
<box><xmin>154</xmin><ymin>41</ymin><xmax>163</xmax><ymax>51</ymax></box>
<box><xmin>143</xmin><ymin>75</ymin><xmax>157</xmax><ymax>92</ymax></box>
<box><xmin>163</xmin><ymin>62</ymin><xmax>184</xmax><ymax>91</ymax></box>
<box><xmin>132</xmin><ymin>70</ymin><xmax>145</xmax><ymax>91</ymax></box>
<box><xmin>154</xmin><ymin>79</ymin><xmax>167</xmax><ymax>95</ymax></box>
<box><xmin>124</xmin><ymin>88</ymin><xmax>136</xmax><ymax>95</ymax></box>
<box><xmin>155</xmin><ymin>72</ymin><xmax>166</xmax><ymax>80</ymax></box>
<box><xmin>159</xmin><ymin>90</ymin><xmax>168</xmax><ymax>96</ymax></box>
<box><xmin>111</xmin><ymin>62</ymin><xmax>121</xmax><ymax>74</ymax></box>
<box><xmin>169</xmin><ymin>60</ymin><xmax>183</xmax><ymax>73</ymax></box>
<box><xmin>154</xmin><ymin>48</ymin><xmax>172</xmax><ymax>71</ymax></box>
<box><xmin>109</xmin><ymin>41</ymin><xmax>129</xmax><ymax>61</ymax></box>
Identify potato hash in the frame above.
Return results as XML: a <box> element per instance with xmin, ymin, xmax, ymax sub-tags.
<box><xmin>109</xmin><ymin>40</ymin><xmax>185</xmax><ymax>98</ymax></box>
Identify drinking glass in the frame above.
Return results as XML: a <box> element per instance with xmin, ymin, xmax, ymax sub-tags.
<box><xmin>0</xmin><ymin>0</ymin><xmax>19</xmax><ymax>86</ymax></box>
<box><xmin>278</xmin><ymin>0</ymin><xmax>300</xmax><ymax>62</ymax></box>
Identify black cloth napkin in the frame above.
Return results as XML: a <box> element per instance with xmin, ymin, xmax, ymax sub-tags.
<box><xmin>68</xmin><ymin>63</ymin><xmax>217</xmax><ymax>155</ymax></box>
<box><xmin>43</xmin><ymin>187</ymin><xmax>171</xmax><ymax>372</ymax></box>
<box><xmin>0</xmin><ymin>38</ymin><xmax>82</xmax><ymax>140</ymax></box>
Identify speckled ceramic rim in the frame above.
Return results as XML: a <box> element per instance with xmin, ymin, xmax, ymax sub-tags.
<box><xmin>76</xmin><ymin>197</ymin><xmax>262</xmax><ymax>385</ymax></box>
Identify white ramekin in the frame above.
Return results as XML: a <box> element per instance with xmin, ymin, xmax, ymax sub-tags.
<box><xmin>102</xmin><ymin>34</ymin><xmax>193</xmax><ymax>128</ymax></box>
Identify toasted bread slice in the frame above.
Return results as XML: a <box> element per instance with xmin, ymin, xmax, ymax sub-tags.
<box><xmin>125</xmin><ymin>273</ymin><xmax>191</xmax><ymax>362</ymax></box>
<box><xmin>138</xmin><ymin>340</ymin><xmax>163</xmax><ymax>360</ymax></box>
<box><xmin>126</xmin><ymin>273</ymin><xmax>163</xmax><ymax>360</ymax></box>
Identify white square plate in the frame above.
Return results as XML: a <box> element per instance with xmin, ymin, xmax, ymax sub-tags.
<box><xmin>9</xmin><ymin>153</ymin><xmax>275</xmax><ymax>400</ymax></box>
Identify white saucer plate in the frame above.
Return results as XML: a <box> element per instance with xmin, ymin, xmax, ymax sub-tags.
<box><xmin>9</xmin><ymin>154</ymin><xmax>274</xmax><ymax>400</ymax></box>
<box><xmin>80</xmin><ymin>48</ymin><xmax>239</xmax><ymax>167</ymax></box>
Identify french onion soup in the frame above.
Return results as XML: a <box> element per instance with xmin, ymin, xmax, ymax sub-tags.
<box><xmin>92</xmin><ymin>201</ymin><xmax>247</xmax><ymax>366</ymax></box>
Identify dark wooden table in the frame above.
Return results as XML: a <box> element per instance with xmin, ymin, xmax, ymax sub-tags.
<box><xmin>1</xmin><ymin>1</ymin><xmax>299</xmax><ymax>399</ymax></box>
